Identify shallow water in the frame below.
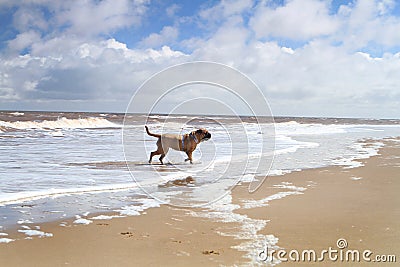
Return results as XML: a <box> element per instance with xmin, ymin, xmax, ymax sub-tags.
<box><xmin>1</xmin><ymin>111</ymin><xmax>400</xmax><ymax>235</ymax></box>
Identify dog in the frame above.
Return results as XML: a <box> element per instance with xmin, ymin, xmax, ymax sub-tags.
<box><xmin>145</xmin><ymin>125</ymin><xmax>211</xmax><ymax>164</ymax></box>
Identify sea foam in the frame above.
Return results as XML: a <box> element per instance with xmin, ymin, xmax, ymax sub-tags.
<box><xmin>18</xmin><ymin>229</ymin><xmax>53</xmax><ymax>237</ymax></box>
<box><xmin>0</xmin><ymin>117</ymin><xmax>119</xmax><ymax>130</ymax></box>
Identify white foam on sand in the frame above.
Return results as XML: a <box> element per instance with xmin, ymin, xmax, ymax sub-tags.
<box><xmin>240</xmin><ymin>170</ymin><xmax>294</xmax><ymax>184</ymax></box>
<box><xmin>188</xmin><ymin>181</ymin><xmax>310</xmax><ymax>264</ymax></box>
<box><xmin>0</xmin><ymin>238</ymin><xmax>15</xmax><ymax>243</ymax></box>
<box><xmin>272</xmin><ymin>182</ymin><xmax>307</xmax><ymax>191</ymax></box>
<box><xmin>252</xmin><ymin>234</ymin><xmax>281</xmax><ymax>266</ymax></box>
<box><xmin>90</xmin><ymin>215</ymin><xmax>124</xmax><ymax>220</ymax></box>
<box><xmin>241</xmin><ymin>182</ymin><xmax>306</xmax><ymax>209</ymax></box>
<box><xmin>18</xmin><ymin>229</ymin><xmax>53</xmax><ymax>238</ymax></box>
<box><xmin>17</xmin><ymin>219</ymin><xmax>33</xmax><ymax>224</ymax></box>
<box><xmin>0</xmin><ymin>183</ymin><xmax>137</xmax><ymax>206</ymax></box>
<box><xmin>188</xmin><ymin>194</ymin><xmax>269</xmax><ymax>264</ymax></box>
<box><xmin>73</xmin><ymin>218</ymin><xmax>93</xmax><ymax>225</ymax></box>
<box><xmin>115</xmin><ymin>198</ymin><xmax>161</xmax><ymax>216</ymax></box>
<box><xmin>73</xmin><ymin>215</ymin><xmax>93</xmax><ymax>225</ymax></box>
<box><xmin>334</xmin><ymin>141</ymin><xmax>384</xmax><ymax>169</ymax></box>
<box><xmin>241</xmin><ymin>191</ymin><xmax>304</xmax><ymax>209</ymax></box>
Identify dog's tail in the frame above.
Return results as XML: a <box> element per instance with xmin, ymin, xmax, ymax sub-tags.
<box><xmin>145</xmin><ymin>126</ymin><xmax>161</xmax><ymax>138</ymax></box>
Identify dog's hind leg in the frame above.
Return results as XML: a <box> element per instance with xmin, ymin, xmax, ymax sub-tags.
<box><xmin>159</xmin><ymin>154</ymin><xmax>166</xmax><ymax>164</ymax></box>
<box><xmin>149</xmin><ymin>139</ymin><xmax>165</xmax><ymax>164</ymax></box>
<box><xmin>149</xmin><ymin>149</ymin><xmax>163</xmax><ymax>163</ymax></box>
<box><xmin>159</xmin><ymin>148</ymin><xmax>169</xmax><ymax>164</ymax></box>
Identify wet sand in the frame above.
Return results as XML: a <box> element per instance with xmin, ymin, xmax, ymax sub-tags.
<box><xmin>233</xmin><ymin>138</ymin><xmax>400</xmax><ymax>266</ymax></box>
<box><xmin>1</xmin><ymin>138</ymin><xmax>399</xmax><ymax>266</ymax></box>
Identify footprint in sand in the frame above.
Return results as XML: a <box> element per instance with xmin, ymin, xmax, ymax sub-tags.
<box><xmin>202</xmin><ymin>250</ymin><xmax>220</xmax><ymax>255</ymax></box>
<box><xmin>120</xmin><ymin>232</ymin><xmax>134</xmax><ymax>237</ymax></box>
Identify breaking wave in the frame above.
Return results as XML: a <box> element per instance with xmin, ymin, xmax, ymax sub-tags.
<box><xmin>0</xmin><ymin>117</ymin><xmax>120</xmax><ymax>131</ymax></box>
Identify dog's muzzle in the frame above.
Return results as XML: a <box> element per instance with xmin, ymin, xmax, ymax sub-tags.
<box><xmin>203</xmin><ymin>132</ymin><xmax>211</xmax><ymax>141</ymax></box>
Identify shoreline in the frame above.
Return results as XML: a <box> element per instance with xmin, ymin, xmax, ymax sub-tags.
<box><xmin>1</xmin><ymin>138</ymin><xmax>399</xmax><ymax>266</ymax></box>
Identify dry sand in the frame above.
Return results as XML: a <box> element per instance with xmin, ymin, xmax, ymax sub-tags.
<box><xmin>1</xmin><ymin>138</ymin><xmax>399</xmax><ymax>266</ymax></box>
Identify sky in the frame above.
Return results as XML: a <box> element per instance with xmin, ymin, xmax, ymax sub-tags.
<box><xmin>0</xmin><ymin>0</ymin><xmax>400</xmax><ymax>118</ymax></box>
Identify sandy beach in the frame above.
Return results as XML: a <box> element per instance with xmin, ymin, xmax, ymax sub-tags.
<box><xmin>1</xmin><ymin>138</ymin><xmax>399</xmax><ymax>266</ymax></box>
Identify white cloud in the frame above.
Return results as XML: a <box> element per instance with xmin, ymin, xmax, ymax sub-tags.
<box><xmin>3</xmin><ymin>0</ymin><xmax>149</xmax><ymax>39</ymax></box>
<box><xmin>0</xmin><ymin>71</ymin><xmax>20</xmax><ymax>100</ymax></box>
<box><xmin>30</xmin><ymin>35</ymin><xmax>84</xmax><ymax>59</ymax></box>
<box><xmin>338</xmin><ymin>0</ymin><xmax>400</xmax><ymax>49</ymax></box>
<box><xmin>7</xmin><ymin>31</ymin><xmax>41</xmax><ymax>53</ymax></box>
<box><xmin>166</xmin><ymin>3</ymin><xmax>180</xmax><ymax>18</ymax></box>
<box><xmin>54</xmin><ymin>0</ymin><xmax>148</xmax><ymax>37</ymax></box>
<box><xmin>250</xmin><ymin>0</ymin><xmax>340</xmax><ymax>40</ymax></box>
<box><xmin>197</xmin><ymin>0</ymin><xmax>253</xmax><ymax>32</ymax></box>
<box><xmin>0</xmin><ymin>87</ymin><xmax>19</xmax><ymax>100</ymax></box>
<box><xmin>281</xmin><ymin>47</ymin><xmax>294</xmax><ymax>54</ymax></box>
<box><xmin>377</xmin><ymin>0</ymin><xmax>396</xmax><ymax>15</ymax></box>
<box><xmin>12</xmin><ymin>5</ymin><xmax>48</xmax><ymax>32</ymax></box>
<box><xmin>191</xmin><ymin>22</ymin><xmax>249</xmax><ymax>65</ymax></box>
<box><xmin>0</xmin><ymin>0</ymin><xmax>182</xmax><ymax>110</ymax></box>
<box><xmin>185</xmin><ymin>12</ymin><xmax>400</xmax><ymax>117</ymax></box>
<box><xmin>1</xmin><ymin>37</ymin><xmax>187</xmax><ymax>106</ymax></box>
<box><xmin>199</xmin><ymin>0</ymin><xmax>253</xmax><ymax>20</ymax></box>
<box><xmin>139</xmin><ymin>26</ymin><xmax>179</xmax><ymax>48</ymax></box>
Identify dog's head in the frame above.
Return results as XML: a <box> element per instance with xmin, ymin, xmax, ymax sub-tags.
<box><xmin>193</xmin><ymin>128</ymin><xmax>211</xmax><ymax>142</ymax></box>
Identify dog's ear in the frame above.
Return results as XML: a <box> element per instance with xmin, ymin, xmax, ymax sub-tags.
<box><xmin>196</xmin><ymin>129</ymin><xmax>203</xmax><ymax>134</ymax></box>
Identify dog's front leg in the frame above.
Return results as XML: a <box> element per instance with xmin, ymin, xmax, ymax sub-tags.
<box><xmin>185</xmin><ymin>151</ymin><xmax>193</xmax><ymax>164</ymax></box>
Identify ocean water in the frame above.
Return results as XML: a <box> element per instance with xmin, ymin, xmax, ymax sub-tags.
<box><xmin>1</xmin><ymin>111</ymin><xmax>400</xmax><ymax>246</ymax></box>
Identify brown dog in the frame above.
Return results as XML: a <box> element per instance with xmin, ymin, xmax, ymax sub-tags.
<box><xmin>145</xmin><ymin>126</ymin><xmax>211</xmax><ymax>164</ymax></box>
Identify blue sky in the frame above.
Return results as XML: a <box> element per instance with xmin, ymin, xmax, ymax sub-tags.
<box><xmin>0</xmin><ymin>0</ymin><xmax>400</xmax><ymax>118</ymax></box>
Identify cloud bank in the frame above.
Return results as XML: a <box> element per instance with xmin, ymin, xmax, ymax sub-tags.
<box><xmin>0</xmin><ymin>0</ymin><xmax>399</xmax><ymax>118</ymax></box>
